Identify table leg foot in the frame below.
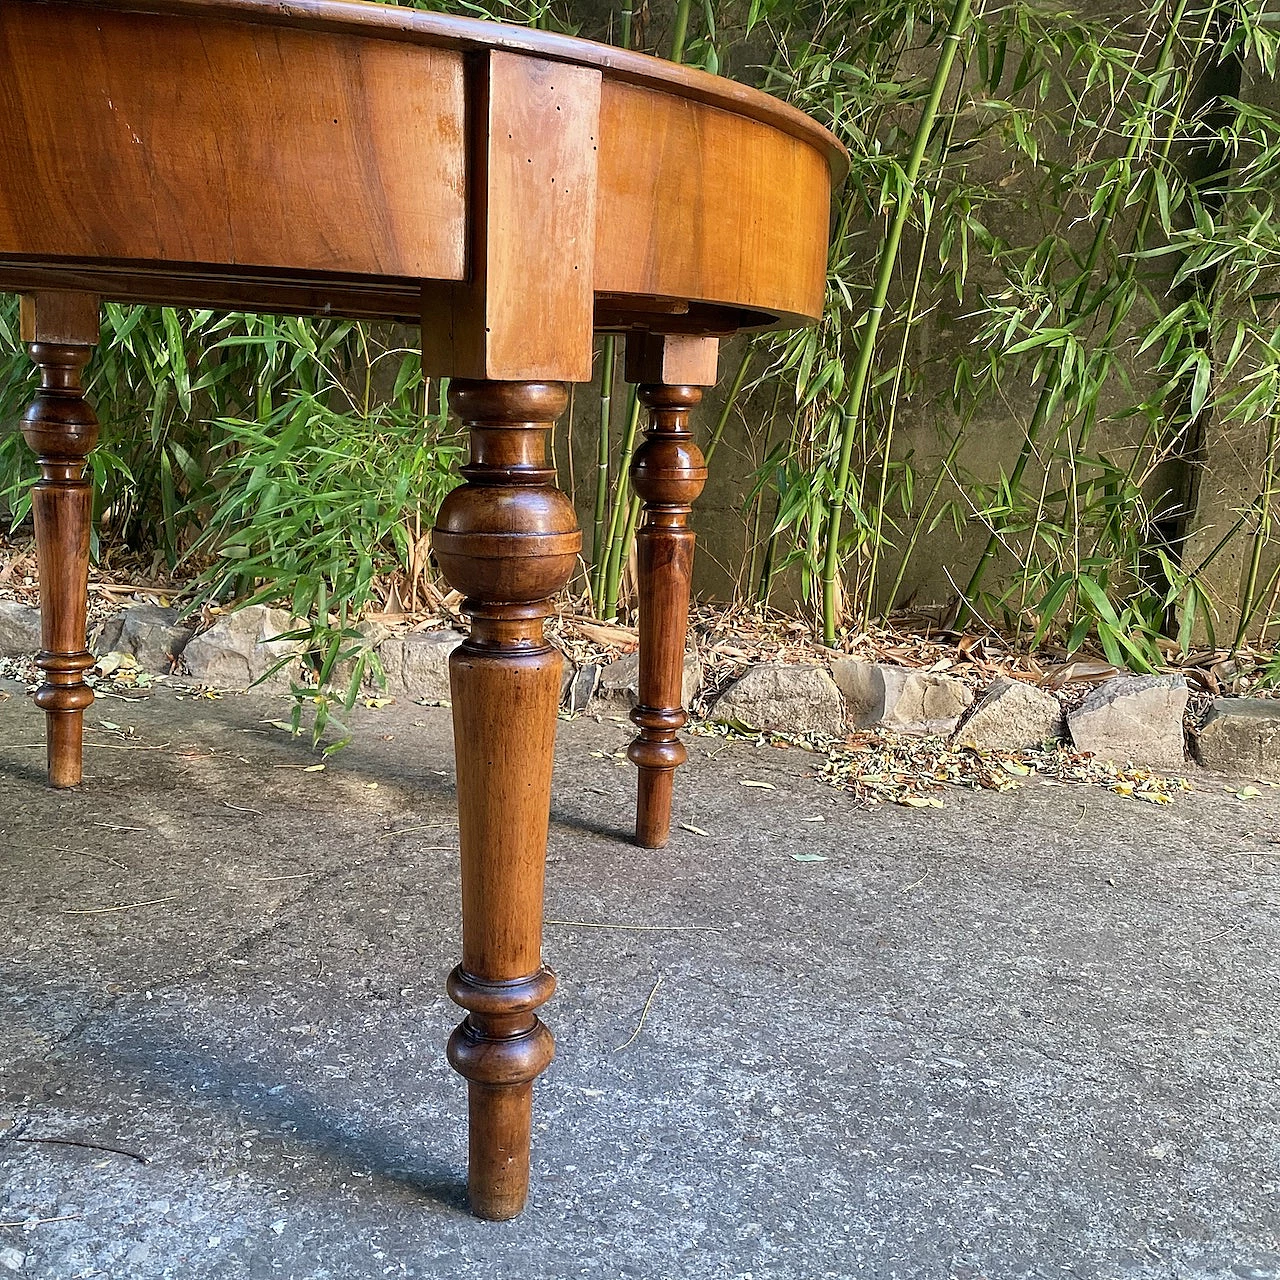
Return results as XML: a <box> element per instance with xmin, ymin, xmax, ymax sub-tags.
<box><xmin>447</xmin><ymin>969</ymin><xmax>556</xmax><ymax>1220</ymax></box>
<box><xmin>627</xmin><ymin>384</ymin><xmax>707</xmax><ymax>849</ymax></box>
<box><xmin>20</xmin><ymin>302</ymin><xmax>100</xmax><ymax>790</ymax></box>
<box><xmin>432</xmin><ymin>379</ymin><xmax>581</xmax><ymax>1220</ymax></box>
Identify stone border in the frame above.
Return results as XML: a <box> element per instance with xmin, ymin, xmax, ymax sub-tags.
<box><xmin>6</xmin><ymin>598</ymin><xmax>1280</xmax><ymax>779</ymax></box>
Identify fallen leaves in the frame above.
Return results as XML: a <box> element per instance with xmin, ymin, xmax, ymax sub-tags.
<box><xmin>814</xmin><ymin>731</ymin><xmax>1037</xmax><ymax>806</ymax></box>
<box><xmin>93</xmin><ymin>651</ymin><xmax>164</xmax><ymax>693</ymax></box>
<box><xmin>823</xmin><ymin>736</ymin><xmax>1192</xmax><ymax>808</ymax></box>
<box><xmin>851</xmin><ymin>736</ymin><xmax>1189</xmax><ymax>808</ymax></box>
<box><xmin>574</xmin><ymin>620</ymin><xmax>639</xmax><ymax>653</ymax></box>
<box><xmin>696</xmin><ymin>718</ymin><xmax>1192</xmax><ymax>810</ymax></box>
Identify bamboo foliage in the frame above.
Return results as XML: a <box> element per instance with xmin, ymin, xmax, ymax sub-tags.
<box><xmin>752</xmin><ymin>0</ymin><xmax>1280</xmax><ymax>658</ymax></box>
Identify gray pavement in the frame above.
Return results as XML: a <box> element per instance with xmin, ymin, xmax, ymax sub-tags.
<box><xmin>0</xmin><ymin>679</ymin><xmax>1277</xmax><ymax>1280</ymax></box>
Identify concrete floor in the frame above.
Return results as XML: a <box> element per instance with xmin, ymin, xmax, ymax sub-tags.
<box><xmin>0</xmin><ymin>679</ymin><xmax>1278</xmax><ymax>1280</ymax></box>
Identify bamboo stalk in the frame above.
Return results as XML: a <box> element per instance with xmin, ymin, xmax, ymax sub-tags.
<box><xmin>591</xmin><ymin>336</ymin><xmax>616</xmax><ymax>602</ymax></box>
<box><xmin>704</xmin><ymin>344</ymin><xmax>752</xmax><ymax>467</ymax></box>
<box><xmin>1039</xmin><ymin>0</ymin><xmax>1220</xmax><ymax>640</ymax></box>
<box><xmin>754</xmin><ymin>382</ymin><xmax>802</xmax><ymax>606</ymax></box>
<box><xmin>599</xmin><ymin>385</ymin><xmax>641</xmax><ymax>619</ymax></box>
<box><xmin>437</xmin><ymin>376</ymin><xmax>450</xmax><ymax>437</ymax></box>
<box><xmin>757</xmin><ymin>488</ymin><xmax>783</xmax><ymax>605</ymax></box>
<box><xmin>670</xmin><ymin>0</ymin><xmax>692</xmax><ymax>62</ymax></box>
<box><xmin>607</xmin><ymin>492</ymin><xmax>644</xmax><ymax>618</ymax></box>
<box><xmin>861</xmin><ymin>277</ymin><xmax>920</xmax><ymax>621</ymax></box>
<box><xmin>863</xmin><ymin>53</ymin><xmax>974</xmax><ymax>621</ymax></box>
<box><xmin>1233</xmin><ymin>409</ymin><xmax>1280</xmax><ymax>651</ymax></box>
<box><xmin>882</xmin><ymin>418</ymin><xmax>968</xmax><ymax>618</ymax></box>
<box><xmin>745</xmin><ymin>380</ymin><xmax>786</xmax><ymax>595</ymax></box>
<box><xmin>860</xmin><ymin>69</ymin><xmax>968</xmax><ymax>624</ymax></box>
<box><xmin>1068</xmin><ymin>0</ymin><xmax>1220</xmax><ymax>541</ymax></box>
<box><xmin>819</xmin><ymin>0</ymin><xmax>976</xmax><ymax>645</ymax></box>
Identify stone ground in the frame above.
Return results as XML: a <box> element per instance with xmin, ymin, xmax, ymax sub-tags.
<box><xmin>0</xmin><ymin>680</ymin><xmax>1278</xmax><ymax>1280</ymax></box>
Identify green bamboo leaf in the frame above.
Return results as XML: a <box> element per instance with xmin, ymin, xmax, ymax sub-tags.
<box><xmin>1032</xmin><ymin>574</ymin><xmax>1074</xmax><ymax>645</ymax></box>
<box><xmin>1076</xmin><ymin>574</ymin><xmax>1120</xmax><ymax>628</ymax></box>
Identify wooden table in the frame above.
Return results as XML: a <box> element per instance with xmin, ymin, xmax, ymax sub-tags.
<box><xmin>0</xmin><ymin>0</ymin><xmax>843</xmax><ymax>1219</ymax></box>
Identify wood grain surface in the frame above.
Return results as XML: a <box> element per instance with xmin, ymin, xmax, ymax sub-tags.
<box><xmin>19</xmin><ymin>292</ymin><xmax>100</xmax><ymax>789</ymax></box>
<box><xmin>0</xmin><ymin>0</ymin><xmax>839</xmax><ymax>328</ymax></box>
<box><xmin>422</xmin><ymin>52</ymin><xmax>600</xmax><ymax>381</ymax></box>
<box><xmin>596</xmin><ymin>82</ymin><xmax>832</xmax><ymax>323</ymax></box>
<box><xmin>433</xmin><ymin>380</ymin><xmax>580</xmax><ymax>1219</ymax></box>
<box><xmin>0</xmin><ymin>4</ymin><xmax>467</xmax><ymax>279</ymax></box>
<box><xmin>70</xmin><ymin>0</ymin><xmax>847</xmax><ymax>173</ymax></box>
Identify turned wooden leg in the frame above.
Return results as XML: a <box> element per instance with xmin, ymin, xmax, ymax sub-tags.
<box><xmin>19</xmin><ymin>294</ymin><xmax>100</xmax><ymax>789</ymax></box>
<box><xmin>624</xmin><ymin>335</ymin><xmax>718</xmax><ymax>848</ymax></box>
<box><xmin>628</xmin><ymin>384</ymin><xmax>707</xmax><ymax>847</ymax></box>
<box><xmin>431</xmin><ymin>380</ymin><xmax>581</xmax><ymax>1220</ymax></box>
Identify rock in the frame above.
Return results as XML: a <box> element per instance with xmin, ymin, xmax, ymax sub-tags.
<box><xmin>95</xmin><ymin>604</ymin><xmax>194</xmax><ymax>672</ymax></box>
<box><xmin>831</xmin><ymin>658</ymin><xmax>973</xmax><ymax>734</ymax></box>
<box><xmin>1067</xmin><ymin>674</ymin><xmax>1188</xmax><ymax>770</ymax></box>
<box><xmin>561</xmin><ymin>662</ymin><xmax>601</xmax><ymax>712</ymax></box>
<box><xmin>376</xmin><ymin>629</ymin><xmax>464</xmax><ymax>701</ymax></box>
<box><xmin>711</xmin><ymin>662</ymin><xmax>845</xmax><ymax>737</ymax></box>
<box><xmin>598</xmin><ymin>651</ymin><xmax>641</xmax><ymax>702</ymax></box>
<box><xmin>829</xmin><ymin>659</ymin><xmax>881</xmax><ymax>722</ymax></box>
<box><xmin>0</xmin><ymin>600</ymin><xmax>41</xmax><ymax>656</ymax></box>
<box><xmin>181</xmin><ymin>605</ymin><xmax>302</xmax><ymax>690</ymax></box>
<box><xmin>596</xmin><ymin>650</ymin><xmax>704</xmax><ymax>710</ymax></box>
<box><xmin>954</xmin><ymin>676</ymin><xmax>1064</xmax><ymax>751</ymax></box>
<box><xmin>358</xmin><ymin>619</ymin><xmax>393</xmax><ymax>652</ymax></box>
<box><xmin>1195</xmin><ymin>697</ymin><xmax>1280</xmax><ymax>779</ymax></box>
<box><xmin>0</xmin><ymin>1247</ymin><xmax>25</xmax><ymax>1273</ymax></box>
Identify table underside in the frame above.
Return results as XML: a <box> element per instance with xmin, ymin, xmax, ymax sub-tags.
<box><xmin>0</xmin><ymin>259</ymin><xmax>778</xmax><ymax>334</ymax></box>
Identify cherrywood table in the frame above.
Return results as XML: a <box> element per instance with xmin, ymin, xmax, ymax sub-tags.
<box><xmin>0</xmin><ymin>0</ymin><xmax>843</xmax><ymax>1219</ymax></box>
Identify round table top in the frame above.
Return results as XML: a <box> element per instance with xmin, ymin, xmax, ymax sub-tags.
<box><xmin>1</xmin><ymin>0</ymin><xmax>843</xmax><ymax>371</ymax></box>
<box><xmin>95</xmin><ymin>0</ymin><xmax>848</xmax><ymax>177</ymax></box>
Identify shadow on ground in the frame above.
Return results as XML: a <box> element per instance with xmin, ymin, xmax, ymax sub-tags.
<box><xmin>1</xmin><ymin>679</ymin><xmax>1278</xmax><ymax>1279</ymax></box>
